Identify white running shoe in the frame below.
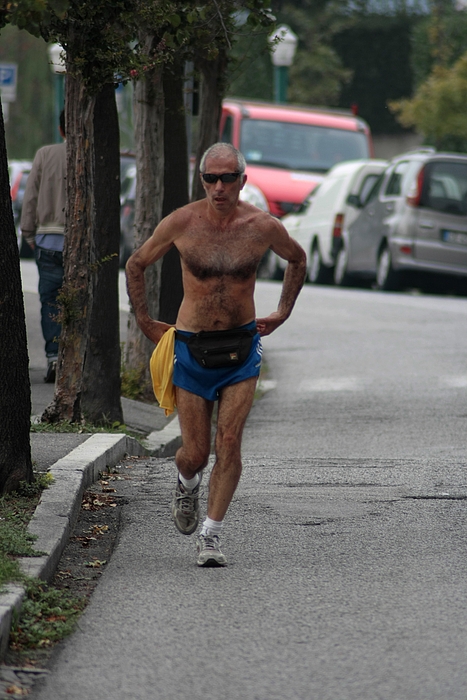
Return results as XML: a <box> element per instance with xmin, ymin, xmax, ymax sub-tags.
<box><xmin>196</xmin><ymin>533</ymin><xmax>227</xmax><ymax>567</ymax></box>
<box><xmin>171</xmin><ymin>479</ymin><xmax>201</xmax><ymax>535</ymax></box>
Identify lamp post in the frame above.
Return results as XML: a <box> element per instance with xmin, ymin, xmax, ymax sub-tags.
<box><xmin>47</xmin><ymin>43</ymin><xmax>66</xmax><ymax>142</ymax></box>
<box><xmin>268</xmin><ymin>25</ymin><xmax>298</xmax><ymax>104</ymax></box>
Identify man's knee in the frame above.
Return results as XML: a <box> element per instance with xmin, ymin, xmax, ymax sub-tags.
<box><xmin>215</xmin><ymin>426</ymin><xmax>242</xmax><ymax>455</ymax></box>
<box><xmin>176</xmin><ymin>443</ymin><xmax>210</xmax><ymax>471</ymax></box>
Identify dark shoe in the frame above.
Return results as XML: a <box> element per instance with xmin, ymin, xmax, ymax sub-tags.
<box><xmin>171</xmin><ymin>479</ymin><xmax>201</xmax><ymax>535</ymax></box>
<box><xmin>196</xmin><ymin>533</ymin><xmax>227</xmax><ymax>567</ymax></box>
<box><xmin>44</xmin><ymin>360</ymin><xmax>57</xmax><ymax>384</ymax></box>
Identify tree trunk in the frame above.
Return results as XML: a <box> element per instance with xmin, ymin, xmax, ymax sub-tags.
<box><xmin>159</xmin><ymin>58</ymin><xmax>187</xmax><ymax>324</ymax></box>
<box><xmin>125</xmin><ymin>38</ymin><xmax>165</xmax><ymax>393</ymax></box>
<box><xmin>0</xmin><ymin>102</ymin><xmax>33</xmax><ymax>493</ymax></box>
<box><xmin>191</xmin><ymin>50</ymin><xmax>228</xmax><ymax>202</ymax></box>
<box><xmin>81</xmin><ymin>85</ymin><xmax>123</xmax><ymax>423</ymax></box>
<box><xmin>43</xmin><ymin>70</ymin><xmax>123</xmax><ymax>425</ymax></box>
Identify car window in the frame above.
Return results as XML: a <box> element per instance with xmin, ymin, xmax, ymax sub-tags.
<box><xmin>364</xmin><ymin>173</ymin><xmax>384</xmax><ymax>204</ymax></box>
<box><xmin>384</xmin><ymin>161</ymin><xmax>409</xmax><ymax>196</ymax></box>
<box><xmin>121</xmin><ymin>165</ymin><xmax>136</xmax><ymax>200</ymax></box>
<box><xmin>359</xmin><ymin>173</ymin><xmax>382</xmax><ymax>205</ymax></box>
<box><xmin>221</xmin><ymin>115</ymin><xmax>233</xmax><ymax>144</ymax></box>
<box><xmin>421</xmin><ymin>161</ymin><xmax>467</xmax><ymax>215</ymax></box>
<box><xmin>240</xmin><ymin>119</ymin><xmax>369</xmax><ymax>172</ymax></box>
<box><xmin>297</xmin><ymin>191</ymin><xmax>316</xmax><ymax>214</ymax></box>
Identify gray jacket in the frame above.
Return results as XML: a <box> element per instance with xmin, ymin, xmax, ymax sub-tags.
<box><xmin>20</xmin><ymin>141</ymin><xmax>66</xmax><ymax>245</ymax></box>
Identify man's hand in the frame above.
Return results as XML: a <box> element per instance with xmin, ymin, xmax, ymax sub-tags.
<box><xmin>256</xmin><ymin>312</ymin><xmax>284</xmax><ymax>337</ymax></box>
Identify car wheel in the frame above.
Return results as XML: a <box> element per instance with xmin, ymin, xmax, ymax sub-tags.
<box><xmin>309</xmin><ymin>244</ymin><xmax>333</xmax><ymax>285</ymax></box>
<box><xmin>333</xmin><ymin>245</ymin><xmax>353</xmax><ymax>287</ymax></box>
<box><xmin>376</xmin><ymin>245</ymin><xmax>402</xmax><ymax>291</ymax></box>
<box><xmin>257</xmin><ymin>249</ymin><xmax>283</xmax><ymax>280</ymax></box>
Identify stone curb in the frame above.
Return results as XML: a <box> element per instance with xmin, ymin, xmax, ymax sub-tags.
<box><xmin>0</xmin><ymin>422</ymin><xmax>182</xmax><ymax>661</ymax></box>
<box><xmin>143</xmin><ymin>415</ymin><xmax>182</xmax><ymax>456</ymax></box>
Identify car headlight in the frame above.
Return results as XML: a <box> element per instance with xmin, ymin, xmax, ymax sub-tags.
<box><xmin>240</xmin><ymin>183</ymin><xmax>269</xmax><ymax>212</ymax></box>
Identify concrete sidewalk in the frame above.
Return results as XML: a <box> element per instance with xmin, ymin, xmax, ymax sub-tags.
<box><xmin>0</xmin><ymin>371</ymin><xmax>182</xmax><ymax>660</ymax></box>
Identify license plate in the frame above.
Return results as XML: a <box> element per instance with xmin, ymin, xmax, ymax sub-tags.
<box><xmin>441</xmin><ymin>229</ymin><xmax>467</xmax><ymax>246</ymax></box>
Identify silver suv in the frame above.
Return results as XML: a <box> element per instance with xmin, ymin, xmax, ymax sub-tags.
<box><xmin>340</xmin><ymin>149</ymin><xmax>467</xmax><ymax>291</ymax></box>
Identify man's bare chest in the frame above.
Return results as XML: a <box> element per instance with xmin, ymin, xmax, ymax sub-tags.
<box><xmin>177</xmin><ymin>225</ymin><xmax>265</xmax><ymax>281</ymax></box>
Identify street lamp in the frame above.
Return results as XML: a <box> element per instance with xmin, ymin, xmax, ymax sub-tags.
<box><xmin>268</xmin><ymin>25</ymin><xmax>298</xmax><ymax>104</ymax></box>
<box><xmin>47</xmin><ymin>43</ymin><xmax>66</xmax><ymax>143</ymax></box>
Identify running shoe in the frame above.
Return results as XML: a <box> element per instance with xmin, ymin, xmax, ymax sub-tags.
<box><xmin>44</xmin><ymin>359</ymin><xmax>57</xmax><ymax>384</ymax></box>
<box><xmin>171</xmin><ymin>478</ymin><xmax>201</xmax><ymax>535</ymax></box>
<box><xmin>196</xmin><ymin>533</ymin><xmax>227</xmax><ymax>567</ymax></box>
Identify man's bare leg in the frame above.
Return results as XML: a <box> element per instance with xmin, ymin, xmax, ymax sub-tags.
<box><xmin>175</xmin><ymin>387</ymin><xmax>214</xmax><ymax>479</ymax></box>
<box><xmin>208</xmin><ymin>376</ymin><xmax>258</xmax><ymax>521</ymax></box>
<box><xmin>196</xmin><ymin>376</ymin><xmax>257</xmax><ymax>566</ymax></box>
<box><xmin>171</xmin><ymin>387</ymin><xmax>214</xmax><ymax>535</ymax></box>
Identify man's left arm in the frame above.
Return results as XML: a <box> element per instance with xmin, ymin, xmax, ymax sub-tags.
<box><xmin>20</xmin><ymin>150</ymin><xmax>43</xmax><ymax>249</ymax></box>
<box><xmin>256</xmin><ymin>220</ymin><xmax>307</xmax><ymax>337</ymax></box>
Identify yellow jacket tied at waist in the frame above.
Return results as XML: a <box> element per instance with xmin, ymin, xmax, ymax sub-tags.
<box><xmin>150</xmin><ymin>327</ymin><xmax>176</xmax><ymax>416</ymax></box>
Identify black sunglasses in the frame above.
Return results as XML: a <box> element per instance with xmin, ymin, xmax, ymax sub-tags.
<box><xmin>201</xmin><ymin>172</ymin><xmax>241</xmax><ymax>184</ymax></box>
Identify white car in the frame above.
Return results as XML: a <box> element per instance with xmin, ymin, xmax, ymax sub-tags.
<box><xmin>271</xmin><ymin>159</ymin><xmax>388</xmax><ymax>283</ymax></box>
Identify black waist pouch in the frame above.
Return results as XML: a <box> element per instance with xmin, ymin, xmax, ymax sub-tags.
<box><xmin>176</xmin><ymin>328</ymin><xmax>256</xmax><ymax>369</ymax></box>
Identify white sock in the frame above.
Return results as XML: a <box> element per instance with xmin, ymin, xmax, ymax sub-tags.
<box><xmin>179</xmin><ymin>472</ymin><xmax>199</xmax><ymax>491</ymax></box>
<box><xmin>200</xmin><ymin>516</ymin><xmax>223</xmax><ymax>537</ymax></box>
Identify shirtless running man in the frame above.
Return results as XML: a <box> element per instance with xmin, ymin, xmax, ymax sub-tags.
<box><xmin>126</xmin><ymin>142</ymin><xmax>306</xmax><ymax>567</ymax></box>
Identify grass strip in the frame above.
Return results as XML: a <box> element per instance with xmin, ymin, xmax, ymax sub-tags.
<box><xmin>1</xmin><ymin>473</ymin><xmax>87</xmax><ymax>652</ymax></box>
<box><xmin>0</xmin><ymin>475</ymin><xmax>53</xmax><ymax>589</ymax></box>
<box><xmin>9</xmin><ymin>579</ymin><xmax>86</xmax><ymax>651</ymax></box>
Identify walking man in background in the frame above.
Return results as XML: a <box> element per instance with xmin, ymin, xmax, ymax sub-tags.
<box><xmin>126</xmin><ymin>142</ymin><xmax>306</xmax><ymax>567</ymax></box>
<box><xmin>21</xmin><ymin>110</ymin><xmax>66</xmax><ymax>383</ymax></box>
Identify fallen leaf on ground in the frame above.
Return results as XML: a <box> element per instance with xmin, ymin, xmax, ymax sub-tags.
<box><xmin>6</xmin><ymin>684</ymin><xmax>29</xmax><ymax>696</ymax></box>
<box><xmin>84</xmin><ymin>559</ymin><xmax>107</xmax><ymax>568</ymax></box>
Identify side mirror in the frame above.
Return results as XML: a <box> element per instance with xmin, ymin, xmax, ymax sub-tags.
<box><xmin>346</xmin><ymin>193</ymin><xmax>361</xmax><ymax>208</ymax></box>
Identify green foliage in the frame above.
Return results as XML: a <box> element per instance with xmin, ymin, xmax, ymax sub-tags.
<box><xmin>411</xmin><ymin>6</ymin><xmax>467</xmax><ymax>87</ymax></box>
<box><xmin>120</xmin><ymin>344</ymin><xmax>152</xmax><ymax>401</ymax></box>
<box><xmin>1</xmin><ymin>0</ymin><xmax>69</xmax><ymax>36</ymax></box>
<box><xmin>227</xmin><ymin>0</ymin><xmax>353</xmax><ymax>106</ymax></box>
<box><xmin>390</xmin><ymin>1</ymin><xmax>467</xmax><ymax>148</ymax></box>
<box><xmin>55</xmin><ymin>281</ymin><xmax>81</xmax><ymax>328</ymax></box>
<box><xmin>333</xmin><ymin>13</ymin><xmax>418</xmax><ymax>133</ymax></box>
<box><xmin>9</xmin><ymin>579</ymin><xmax>86</xmax><ymax>650</ymax></box>
<box><xmin>0</xmin><ymin>25</ymin><xmax>54</xmax><ymax>159</ymax></box>
<box><xmin>46</xmin><ymin>0</ymin><xmax>141</xmax><ymax>91</ymax></box>
<box><xmin>0</xmin><ymin>472</ymin><xmax>53</xmax><ymax>587</ymax></box>
<box><xmin>390</xmin><ymin>52</ymin><xmax>467</xmax><ymax>150</ymax></box>
<box><xmin>227</xmin><ymin>26</ymin><xmax>274</xmax><ymax>101</ymax></box>
<box><xmin>289</xmin><ymin>41</ymin><xmax>352</xmax><ymax>106</ymax></box>
<box><xmin>31</xmin><ymin>419</ymin><xmax>130</xmax><ymax>433</ymax></box>
<box><xmin>279</xmin><ymin>0</ymin><xmax>353</xmax><ymax>107</ymax></box>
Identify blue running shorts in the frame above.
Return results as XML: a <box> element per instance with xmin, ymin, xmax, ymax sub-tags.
<box><xmin>173</xmin><ymin>321</ymin><xmax>262</xmax><ymax>401</ymax></box>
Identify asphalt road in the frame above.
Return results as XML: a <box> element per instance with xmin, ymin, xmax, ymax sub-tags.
<box><xmin>26</xmin><ymin>276</ymin><xmax>467</xmax><ymax>700</ymax></box>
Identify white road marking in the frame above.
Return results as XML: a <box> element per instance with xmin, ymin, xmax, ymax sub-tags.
<box><xmin>441</xmin><ymin>376</ymin><xmax>467</xmax><ymax>388</ymax></box>
<box><xmin>299</xmin><ymin>377</ymin><xmax>363</xmax><ymax>392</ymax></box>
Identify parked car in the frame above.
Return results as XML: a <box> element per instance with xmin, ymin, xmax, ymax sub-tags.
<box><xmin>220</xmin><ymin>99</ymin><xmax>374</xmax><ymax>217</ymax></box>
<box><xmin>120</xmin><ymin>151</ymin><xmax>136</xmax><ymax>203</ymax></box>
<box><xmin>340</xmin><ymin>149</ymin><xmax>467</xmax><ymax>291</ymax></box>
<box><xmin>270</xmin><ymin>159</ymin><xmax>387</xmax><ymax>282</ymax></box>
<box><xmin>9</xmin><ymin>161</ymin><xmax>33</xmax><ymax>257</ymax></box>
<box><xmin>120</xmin><ymin>170</ymin><xmax>136</xmax><ymax>267</ymax></box>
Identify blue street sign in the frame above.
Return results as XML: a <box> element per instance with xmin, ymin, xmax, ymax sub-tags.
<box><xmin>0</xmin><ymin>63</ymin><xmax>18</xmax><ymax>102</ymax></box>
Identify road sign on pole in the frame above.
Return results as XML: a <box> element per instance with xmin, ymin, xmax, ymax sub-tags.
<box><xmin>0</xmin><ymin>63</ymin><xmax>18</xmax><ymax>103</ymax></box>
<box><xmin>0</xmin><ymin>63</ymin><xmax>17</xmax><ymax>123</ymax></box>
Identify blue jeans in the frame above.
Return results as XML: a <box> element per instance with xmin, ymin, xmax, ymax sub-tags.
<box><xmin>34</xmin><ymin>246</ymin><xmax>64</xmax><ymax>358</ymax></box>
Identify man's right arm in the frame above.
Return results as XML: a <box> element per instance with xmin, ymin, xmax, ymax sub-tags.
<box><xmin>125</xmin><ymin>212</ymin><xmax>183</xmax><ymax>344</ymax></box>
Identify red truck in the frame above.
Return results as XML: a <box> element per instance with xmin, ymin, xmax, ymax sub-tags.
<box><xmin>220</xmin><ymin>99</ymin><xmax>374</xmax><ymax>217</ymax></box>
